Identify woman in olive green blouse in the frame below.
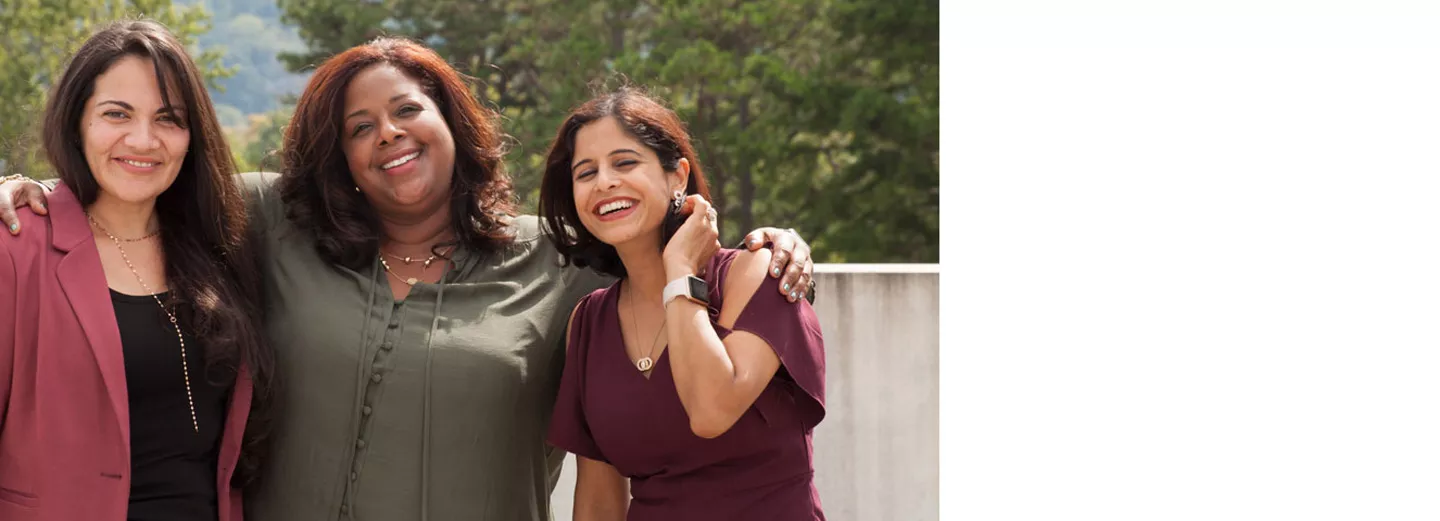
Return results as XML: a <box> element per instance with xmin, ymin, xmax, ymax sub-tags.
<box><xmin>0</xmin><ymin>37</ymin><xmax>814</xmax><ymax>520</ymax></box>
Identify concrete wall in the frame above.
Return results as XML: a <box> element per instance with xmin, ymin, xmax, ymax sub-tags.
<box><xmin>550</xmin><ymin>264</ymin><xmax>940</xmax><ymax>521</ymax></box>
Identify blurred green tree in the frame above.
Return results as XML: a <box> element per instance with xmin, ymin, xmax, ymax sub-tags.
<box><xmin>0</xmin><ymin>0</ymin><xmax>232</xmax><ymax>177</ymax></box>
<box><xmin>276</xmin><ymin>0</ymin><xmax>937</xmax><ymax>261</ymax></box>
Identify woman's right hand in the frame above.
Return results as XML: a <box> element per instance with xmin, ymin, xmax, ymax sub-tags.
<box><xmin>0</xmin><ymin>176</ymin><xmax>48</xmax><ymax>235</ymax></box>
<box><xmin>661</xmin><ymin>194</ymin><xmax>722</xmax><ymax>279</ymax></box>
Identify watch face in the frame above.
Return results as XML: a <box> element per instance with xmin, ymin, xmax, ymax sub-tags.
<box><xmin>687</xmin><ymin>275</ymin><xmax>709</xmax><ymax>304</ymax></box>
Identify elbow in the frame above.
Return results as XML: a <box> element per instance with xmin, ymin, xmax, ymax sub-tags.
<box><xmin>688</xmin><ymin>410</ymin><xmax>740</xmax><ymax>439</ymax></box>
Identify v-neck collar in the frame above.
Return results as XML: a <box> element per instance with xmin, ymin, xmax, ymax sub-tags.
<box><xmin>606</xmin><ymin>280</ymin><xmax>670</xmax><ymax>383</ymax></box>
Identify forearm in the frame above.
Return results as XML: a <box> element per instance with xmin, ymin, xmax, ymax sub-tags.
<box><xmin>663</xmin><ymin>292</ymin><xmax>744</xmax><ymax>435</ymax></box>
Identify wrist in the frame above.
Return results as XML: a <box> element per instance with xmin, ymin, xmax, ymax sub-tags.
<box><xmin>663</xmin><ymin>259</ymin><xmax>695</xmax><ymax>280</ymax></box>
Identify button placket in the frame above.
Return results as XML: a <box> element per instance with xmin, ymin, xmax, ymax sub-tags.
<box><xmin>341</xmin><ymin>301</ymin><xmax>405</xmax><ymax>514</ymax></box>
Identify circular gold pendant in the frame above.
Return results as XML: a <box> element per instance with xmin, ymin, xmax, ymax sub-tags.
<box><xmin>635</xmin><ymin>357</ymin><xmax>653</xmax><ymax>372</ymax></box>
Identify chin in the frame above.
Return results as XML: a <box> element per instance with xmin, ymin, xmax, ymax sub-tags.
<box><xmin>98</xmin><ymin>178</ymin><xmax>172</xmax><ymax>204</ymax></box>
<box><xmin>592</xmin><ymin>223</ymin><xmax>660</xmax><ymax>250</ymax></box>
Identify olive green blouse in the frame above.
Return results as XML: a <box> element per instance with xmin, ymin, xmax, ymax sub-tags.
<box><xmin>238</xmin><ymin>173</ymin><xmax>611</xmax><ymax>521</ymax></box>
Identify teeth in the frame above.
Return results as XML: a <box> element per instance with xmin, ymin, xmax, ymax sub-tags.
<box><xmin>599</xmin><ymin>200</ymin><xmax>634</xmax><ymax>215</ymax></box>
<box><xmin>382</xmin><ymin>151</ymin><xmax>421</xmax><ymax>170</ymax></box>
<box><xmin>120</xmin><ymin>159</ymin><xmax>158</xmax><ymax>167</ymax></box>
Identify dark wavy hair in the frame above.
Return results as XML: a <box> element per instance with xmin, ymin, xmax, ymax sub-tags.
<box><xmin>40</xmin><ymin>19</ymin><xmax>275</xmax><ymax>487</ymax></box>
<box><xmin>539</xmin><ymin>87</ymin><xmax>711</xmax><ymax>279</ymax></box>
<box><xmin>277</xmin><ymin>37</ymin><xmax>515</xmax><ymax>269</ymax></box>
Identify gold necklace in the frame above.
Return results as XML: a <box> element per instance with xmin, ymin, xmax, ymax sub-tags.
<box><xmin>379</xmin><ymin>245</ymin><xmax>453</xmax><ymax>286</ymax></box>
<box><xmin>88</xmin><ymin>214</ymin><xmax>198</xmax><ymax>433</ymax></box>
<box><xmin>381</xmin><ymin>249</ymin><xmax>441</xmax><ymax>268</ymax></box>
<box><xmin>627</xmin><ymin>283</ymin><xmax>666</xmax><ymax>372</ymax></box>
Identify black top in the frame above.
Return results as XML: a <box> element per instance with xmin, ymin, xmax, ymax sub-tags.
<box><xmin>111</xmin><ymin>289</ymin><xmax>230</xmax><ymax>521</ymax></box>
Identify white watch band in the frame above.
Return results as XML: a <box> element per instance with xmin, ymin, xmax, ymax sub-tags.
<box><xmin>662</xmin><ymin>277</ymin><xmax>691</xmax><ymax>304</ymax></box>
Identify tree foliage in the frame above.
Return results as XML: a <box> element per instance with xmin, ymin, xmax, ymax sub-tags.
<box><xmin>278</xmin><ymin>0</ymin><xmax>937</xmax><ymax>262</ymax></box>
<box><xmin>0</xmin><ymin>0</ymin><xmax>230</xmax><ymax>176</ymax></box>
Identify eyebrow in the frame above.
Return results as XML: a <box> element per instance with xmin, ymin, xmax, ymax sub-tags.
<box><xmin>98</xmin><ymin>100</ymin><xmax>188</xmax><ymax>115</ymax></box>
<box><xmin>571</xmin><ymin>149</ymin><xmax>641</xmax><ymax>171</ymax></box>
<box><xmin>345</xmin><ymin>93</ymin><xmax>413</xmax><ymax>121</ymax></box>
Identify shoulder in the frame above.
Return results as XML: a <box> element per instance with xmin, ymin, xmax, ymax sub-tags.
<box><xmin>0</xmin><ymin>206</ymin><xmax>58</xmax><ymax>285</ymax></box>
<box><xmin>505</xmin><ymin>214</ymin><xmax>545</xmax><ymax>244</ymax></box>
<box><xmin>0</xmin><ymin>206</ymin><xmax>56</xmax><ymax>256</ymax></box>
<box><xmin>237</xmin><ymin>171</ymin><xmax>281</xmax><ymax>193</ymax></box>
<box><xmin>717</xmin><ymin>247</ymin><xmax>771</xmax><ymax>294</ymax></box>
<box><xmin>565</xmin><ymin>284</ymin><xmax>616</xmax><ymax>344</ymax></box>
<box><xmin>714</xmin><ymin>248</ymin><xmax>774</xmax><ymax>324</ymax></box>
<box><xmin>487</xmin><ymin>214</ymin><xmax>549</xmax><ymax>264</ymax></box>
<box><xmin>236</xmin><ymin>171</ymin><xmax>284</xmax><ymax>231</ymax></box>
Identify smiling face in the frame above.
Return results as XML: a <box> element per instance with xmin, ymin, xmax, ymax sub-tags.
<box><xmin>570</xmin><ymin>116</ymin><xmax>689</xmax><ymax>250</ymax></box>
<box><xmin>81</xmin><ymin>54</ymin><xmax>190</xmax><ymax>207</ymax></box>
<box><xmin>341</xmin><ymin>64</ymin><xmax>457</xmax><ymax>216</ymax></box>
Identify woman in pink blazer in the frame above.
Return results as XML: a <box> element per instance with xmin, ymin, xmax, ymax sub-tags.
<box><xmin>0</xmin><ymin>20</ymin><xmax>274</xmax><ymax>521</ymax></box>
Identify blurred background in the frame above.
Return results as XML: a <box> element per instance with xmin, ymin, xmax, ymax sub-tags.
<box><xmin>0</xmin><ymin>0</ymin><xmax>937</xmax><ymax>263</ymax></box>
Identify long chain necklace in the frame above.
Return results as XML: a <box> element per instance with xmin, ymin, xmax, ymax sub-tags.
<box><xmin>628</xmin><ymin>283</ymin><xmax>667</xmax><ymax>372</ymax></box>
<box><xmin>88</xmin><ymin>214</ymin><xmax>198</xmax><ymax>433</ymax></box>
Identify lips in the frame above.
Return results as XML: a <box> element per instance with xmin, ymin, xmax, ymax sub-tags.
<box><xmin>378</xmin><ymin>148</ymin><xmax>422</xmax><ymax>171</ymax></box>
<box><xmin>593</xmin><ymin>197</ymin><xmax>638</xmax><ymax>216</ymax></box>
<box><xmin>113</xmin><ymin>156</ymin><xmax>162</xmax><ymax>172</ymax></box>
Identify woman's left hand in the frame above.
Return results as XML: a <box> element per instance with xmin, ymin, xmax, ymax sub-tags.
<box><xmin>662</xmin><ymin>194</ymin><xmax>722</xmax><ymax>280</ymax></box>
<box><xmin>739</xmin><ymin>227</ymin><xmax>815</xmax><ymax>303</ymax></box>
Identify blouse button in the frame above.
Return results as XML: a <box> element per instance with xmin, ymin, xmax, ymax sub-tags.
<box><xmin>340</xmin><ymin>504</ymin><xmax>349</xmax><ymax>514</ymax></box>
<box><xmin>350</xmin><ymin>471</ymin><xmax>357</xmax><ymax>481</ymax></box>
<box><xmin>362</xmin><ymin>406</ymin><xmax>372</xmax><ymax>416</ymax></box>
<box><xmin>356</xmin><ymin>439</ymin><xmax>367</xmax><ymax>449</ymax></box>
<box><xmin>371</xmin><ymin>373</ymin><xmax>382</xmax><ymax>383</ymax></box>
<box><xmin>380</xmin><ymin>343</ymin><xmax>394</xmax><ymax>351</ymax></box>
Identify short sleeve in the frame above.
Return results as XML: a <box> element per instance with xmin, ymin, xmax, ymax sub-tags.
<box><xmin>713</xmin><ymin>255</ymin><xmax>827</xmax><ymax>430</ymax></box>
<box><xmin>546</xmin><ymin>291</ymin><xmax>610</xmax><ymax>463</ymax></box>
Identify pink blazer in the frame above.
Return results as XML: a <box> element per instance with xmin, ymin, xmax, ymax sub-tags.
<box><xmin>0</xmin><ymin>184</ymin><xmax>252</xmax><ymax>521</ymax></box>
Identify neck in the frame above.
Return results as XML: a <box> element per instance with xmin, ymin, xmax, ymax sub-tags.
<box><xmin>615</xmin><ymin>234</ymin><xmax>669</xmax><ymax>303</ymax></box>
<box><xmin>378</xmin><ymin>204</ymin><xmax>455</xmax><ymax>256</ymax></box>
<box><xmin>87</xmin><ymin>193</ymin><xmax>160</xmax><ymax>239</ymax></box>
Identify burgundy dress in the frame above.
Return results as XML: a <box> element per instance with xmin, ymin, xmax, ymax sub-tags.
<box><xmin>548</xmin><ymin>249</ymin><xmax>827</xmax><ymax>520</ymax></box>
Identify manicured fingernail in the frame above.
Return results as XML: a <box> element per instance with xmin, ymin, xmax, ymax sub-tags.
<box><xmin>8</xmin><ymin>223</ymin><xmax>17</xmax><ymax>232</ymax></box>
<box><xmin>789</xmin><ymin>291</ymin><xmax>798</xmax><ymax>300</ymax></box>
<box><xmin>783</xmin><ymin>283</ymin><xmax>791</xmax><ymax>292</ymax></box>
<box><xmin>773</xmin><ymin>267</ymin><xmax>781</xmax><ymax>276</ymax></box>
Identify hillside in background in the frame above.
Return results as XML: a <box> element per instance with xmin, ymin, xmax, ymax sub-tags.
<box><xmin>179</xmin><ymin>0</ymin><xmax>309</xmax><ymax>127</ymax></box>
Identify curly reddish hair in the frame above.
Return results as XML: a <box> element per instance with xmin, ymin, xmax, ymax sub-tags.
<box><xmin>278</xmin><ymin>37</ymin><xmax>515</xmax><ymax>268</ymax></box>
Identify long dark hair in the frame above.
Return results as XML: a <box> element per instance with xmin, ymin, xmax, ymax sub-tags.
<box><xmin>41</xmin><ymin>19</ymin><xmax>275</xmax><ymax>487</ymax></box>
<box><xmin>538</xmin><ymin>86</ymin><xmax>711</xmax><ymax>279</ymax></box>
<box><xmin>278</xmin><ymin>37</ymin><xmax>515</xmax><ymax>269</ymax></box>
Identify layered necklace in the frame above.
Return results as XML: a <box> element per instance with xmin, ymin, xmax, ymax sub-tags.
<box><xmin>88</xmin><ymin>213</ymin><xmax>198</xmax><ymax>433</ymax></box>
<box><xmin>379</xmin><ymin>244</ymin><xmax>455</xmax><ymax>286</ymax></box>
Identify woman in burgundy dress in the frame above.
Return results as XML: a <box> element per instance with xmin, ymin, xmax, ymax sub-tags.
<box><xmin>539</xmin><ymin>87</ymin><xmax>827</xmax><ymax>521</ymax></box>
